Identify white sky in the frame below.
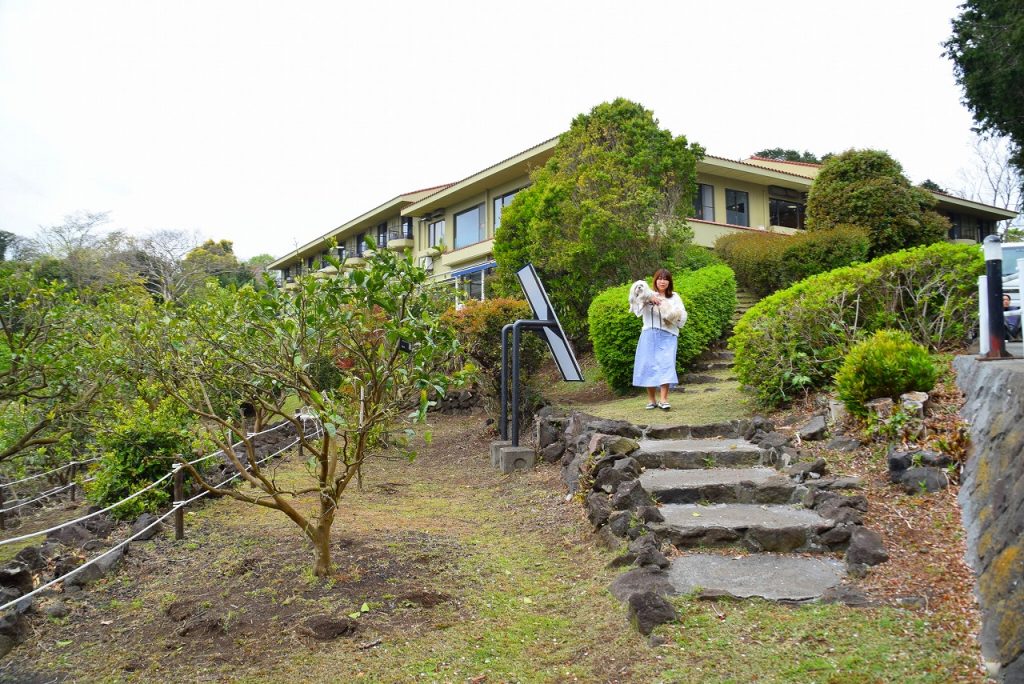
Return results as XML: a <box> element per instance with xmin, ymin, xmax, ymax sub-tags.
<box><xmin>0</xmin><ymin>0</ymin><xmax>980</xmax><ymax>259</ymax></box>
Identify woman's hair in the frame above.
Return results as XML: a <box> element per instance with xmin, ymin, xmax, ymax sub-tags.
<box><xmin>652</xmin><ymin>268</ymin><xmax>674</xmax><ymax>298</ymax></box>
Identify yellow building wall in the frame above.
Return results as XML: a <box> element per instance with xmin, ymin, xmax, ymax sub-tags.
<box><xmin>416</xmin><ymin>174</ymin><xmax>531</xmax><ymax>280</ymax></box>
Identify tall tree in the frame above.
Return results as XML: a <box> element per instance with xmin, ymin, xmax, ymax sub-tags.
<box><xmin>753</xmin><ymin>148</ymin><xmax>826</xmax><ymax>164</ymax></box>
<box><xmin>183</xmin><ymin>239</ymin><xmax>248</xmax><ymax>287</ymax></box>
<box><xmin>945</xmin><ymin>0</ymin><xmax>1024</xmax><ymax>184</ymax></box>
<box><xmin>806</xmin><ymin>149</ymin><xmax>950</xmax><ymax>258</ymax></box>
<box><xmin>493</xmin><ymin>98</ymin><xmax>703</xmax><ymax>342</ymax></box>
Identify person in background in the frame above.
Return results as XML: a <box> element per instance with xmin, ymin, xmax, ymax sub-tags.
<box><xmin>628</xmin><ymin>268</ymin><xmax>687</xmax><ymax>411</ymax></box>
<box><xmin>1003</xmin><ymin>293</ymin><xmax>1021</xmax><ymax>341</ymax></box>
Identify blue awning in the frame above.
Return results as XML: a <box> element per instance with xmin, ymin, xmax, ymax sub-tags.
<box><xmin>450</xmin><ymin>261</ymin><xmax>496</xmax><ymax>278</ymax></box>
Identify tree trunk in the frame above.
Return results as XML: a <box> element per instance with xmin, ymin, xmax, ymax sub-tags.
<box><xmin>311</xmin><ymin>498</ymin><xmax>337</xmax><ymax>577</ymax></box>
<box><xmin>311</xmin><ymin>528</ymin><xmax>332</xmax><ymax>577</ymax></box>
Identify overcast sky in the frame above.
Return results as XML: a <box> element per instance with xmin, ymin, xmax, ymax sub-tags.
<box><xmin>0</xmin><ymin>0</ymin><xmax>984</xmax><ymax>259</ymax></box>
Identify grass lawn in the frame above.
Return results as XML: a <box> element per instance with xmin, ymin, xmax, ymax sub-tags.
<box><xmin>6</xmin><ymin>404</ymin><xmax>984</xmax><ymax>683</ymax></box>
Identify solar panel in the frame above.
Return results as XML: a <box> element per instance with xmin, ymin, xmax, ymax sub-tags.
<box><xmin>515</xmin><ymin>263</ymin><xmax>584</xmax><ymax>382</ymax></box>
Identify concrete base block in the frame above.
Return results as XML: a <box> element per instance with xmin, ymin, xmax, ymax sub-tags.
<box><xmin>490</xmin><ymin>440</ymin><xmax>512</xmax><ymax>467</ymax></box>
<box><xmin>499</xmin><ymin>446</ymin><xmax>535</xmax><ymax>474</ymax></box>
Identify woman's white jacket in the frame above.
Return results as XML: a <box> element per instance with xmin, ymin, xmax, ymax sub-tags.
<box><xmin>628</xmin><ymin>280</ymin><xmax>687</xmax><ymax>336</ymax></box>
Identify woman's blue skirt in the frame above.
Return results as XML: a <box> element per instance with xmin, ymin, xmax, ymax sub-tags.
<box><xmin>633</xmin><ymin>328</ymin><xmax>679</xmax><ymax>387</ymax></box>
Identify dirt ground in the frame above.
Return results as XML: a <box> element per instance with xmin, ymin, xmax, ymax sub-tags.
<box><xmin>0</xmin><ymin>361</ymin><xmax>987</xmax><ymax>683</ymax></box>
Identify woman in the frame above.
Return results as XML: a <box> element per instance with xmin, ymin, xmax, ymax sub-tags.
<box><xmin>629</xmin><ymin>268</ymin><xmax>687</xmax><ymax>410</ymax></box>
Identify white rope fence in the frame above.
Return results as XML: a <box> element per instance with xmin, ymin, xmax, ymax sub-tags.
<box><xmin>0</xmin><ymin>458</ymin><xmax>100</xmax><ymax>490</ymax></box>
<box><xmin>0</xmin><ymin>417</ymin><xmax>322</xmax><ymax>613</ymax></box>
<box><xmin>0</xmin><ymin>477</ymin><xmax>97</xmax><ymax>515</ymax></box>
<box><xmin>0</xmin><ymin>432</ymin><xmax>307</xmax><ymax>614</ymax></box>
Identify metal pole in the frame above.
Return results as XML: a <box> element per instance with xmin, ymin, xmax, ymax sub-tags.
<box><xmin>983</xmin><ymin>235</ymin><xmax>1012</xmax><ymax>359</ymax></box>
<box><xmin>512</xmin><ymin>322</ymin><xmax>522</xmax><ymax>447</ymax></box>
<box><xmin>500</xmin><ymin>324</ymin><xmax>512</xmax><ymax>440</ymax></box>
<box><xmin>173</xmin><ymin>465</ymin><xmax>184</xmax><ymax>541</ymax></box>
<box><xmin>0</xmin><ymin>485</ymin><xmax>6</xmax><ymax>531</ymax></box>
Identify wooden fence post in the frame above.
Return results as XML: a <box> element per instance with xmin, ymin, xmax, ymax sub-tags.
<box><xmin>173</xmin><ymin>465</ymin><xmax>184</xmax><ymax>541</ymax></box>
<box><xmin>68</xmin><ymin>462</ymin><xmax>78</xmax><ymax>502</ymax></box>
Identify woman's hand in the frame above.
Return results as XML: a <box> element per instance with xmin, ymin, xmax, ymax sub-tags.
<box><xmin>649</xmin><ymin>294</ymin><xmax>664</xmax><ymax>305</ymax></box>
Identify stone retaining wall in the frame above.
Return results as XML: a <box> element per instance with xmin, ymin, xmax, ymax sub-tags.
<box><xmin>953</xmin><ymin>356</ymin><xmax>1024</xmax><ymax>682</ymax></box>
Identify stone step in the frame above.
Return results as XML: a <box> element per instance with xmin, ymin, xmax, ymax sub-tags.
<box><xmin>666</xmin><ymin>553</ymin><xmax>845</xmax><ymax>602</ymax></box>
<box><xmin>697</xmin><ymin>349</ymin><xmax>734</xmax><ymax>362</ymax></box>
<box><xmin>634</xmin><ymin>438</ymin><xmax>765</xmax><ymax>469</ymax></box>
<box><xmin>648</xmin><ymin>503</ymin><xmax>836</xmax><ymax>553</ymax></box>
<box><xmin>639</xmin><ymin>467</ymin><xmax>795</xmax><ymax>505</ymax></box>
<box><xmin>692</xmin><ymin>361</ymin><xmax>733</xmax><ymax>372</ymax></box>
<box><xmin>680</xmin><ymin>373</ymin><xmax>720</xmax><ymax>385</ymax></box>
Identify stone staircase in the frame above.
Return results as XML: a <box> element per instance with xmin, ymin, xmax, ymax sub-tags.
<box><xmin>732</xmin><ymin>287</ymin><xmax>761</xmax><ymax>328</ymax></box>
<box><xmin>538</xmin><ymin>410</ymin><xmax>887</xmax><ymax>617</ymax></box>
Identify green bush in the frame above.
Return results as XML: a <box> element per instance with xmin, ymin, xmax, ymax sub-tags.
<box><xmin>441</xmin><ymin>298</ymin><xmax>544</xmax><ymax>396</ymax></box>
<box><xmin>86</xmin><ymin>396</ymin><xmax>199</xmax><ymax>520</ymax></box>
<box><xmin>714</xmin><ymin>225</ymin><xmax>871</xmax><ymax>296</ymax></box>
<box><xmin>589</xmin><ymin>264</ymin><xmax>736</xmax><ymax>394</ymax></box>
<box><xmin>805</xmin><ymin>149</ymin><xmax>949</xmax><ymax>257</ymax></box>
<box><xmin>834</xmin><ymin>329</ymin><xmax>937</xmax><ymax>417</ymax></box>
<box><xmin>670</xmin><ymin>243</ymin><xmax>722</xmax><ymax>273</ymax></box>
<box><xmin>730</xmin><ymin>242</ymin><xmax>982</xmax><ymax>407</ymax></box>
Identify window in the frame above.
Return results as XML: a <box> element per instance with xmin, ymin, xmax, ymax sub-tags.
<box><xmin>769</xmin><ymin>198</ymin><xmax>805</xmax><ymax>229</ymax></box>
<box><xmin>454</xmin><ymin>204</ymin><xmax>485</xmax><ymax>249</ymax></box>
<box><xmin>336</xmin><ymin>245</ymin><xmax>346</xmax><ymax>261</ymax></box>
<box><xmin>493</xmin><ymin>189</ymin><xmax>520</xmax><ymax>230</ymax></box>
<box><xmin>356</xmin><ymin>232</ymin><xmax>368</xmax><ymax>256</ymax></box>
<box><xmin>376</xmin><ymin>222</ymin><xmax>388</xmax><ymax>248</ymax></box>
<box><xmin>692</xmin><ymin>184</ymin><xmax>714</xmax><ymax>221</ymax></box>
<box><xmin>767</xmin><ymin>186</ymin><xmax>806</xmax><ymax>229</ymax></box>
<box><xmin>400</xmin><ymin>216</ymin><xmax>413</xmax><ymax>239</ymax></box>
<box><xmin>455</xmin><ymin>265</ymin><xmax>495</xmax><ymax>303</ymax></box>
<box><xmin>428</xmin><ymin>219</ymin><xmax>445</xmax><ymax>248</ymax></box>
<box><xmin>725</xmin><ymin>189</ymin><xmax>749</xmax><ymax>226</ymax></box>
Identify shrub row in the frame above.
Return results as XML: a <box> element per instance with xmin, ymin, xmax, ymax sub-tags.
<box><xmin>714</xmin><ymin>225</ymin><xmax>871</xmax><ymax>297</ymax></box>
<box><xmin>589</xmin><ymin>264</ymin><xmax>736</xmax><ymax>394</ymax></box>
<box><xmin>730</xmin><ymin>242</ymin><xmax>982</xmax><ymax>406</ymax></box>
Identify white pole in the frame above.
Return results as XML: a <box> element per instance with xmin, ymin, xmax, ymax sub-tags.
<box><xmin>979</xmin><ymin>275</ymin><xmax>990</xmax><ymax>355</ymax></box>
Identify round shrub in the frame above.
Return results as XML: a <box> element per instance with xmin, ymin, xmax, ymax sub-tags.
<box><xmin>730</xmin><ymin>242</ymin><xmax>982</xmax><ymax>407</ymax></box>
<box><xmin>589</xmin><ymin>264</ymin><xmax>736</xmax><ymax>394</ymax></box>
<box><xmin>441</xmin><ymin>298</ymin><xmax>544</xmax><ymax>397</ymax></box>
<box><xmin>834</xmin><ymin>329</ymin><xmax>937</xmax><ymax>416</ymax></box>
<box><xmin>806</xmin><ymin>149</ymin><xmax>949</xmax><ymax>257</ymax></box>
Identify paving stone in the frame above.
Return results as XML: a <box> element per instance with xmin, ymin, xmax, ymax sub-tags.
<box><xmin>639</xmin><ymin>467</ymin><xmax>795</xmax><ymax>504</ymax></box>
<box><xmin>634</xmin><ymin>438</ymin><xmax>765</xmax><ymax>470</ymax></box>
<box><xmin>650</xmin><ymin>503</ymin><xmax>834</xmax><ymax>552</ymax></box>
<box><xmin>666</xmin><ymin>553</ymin><xmax>845</xmax><ymax>602</ymax></box>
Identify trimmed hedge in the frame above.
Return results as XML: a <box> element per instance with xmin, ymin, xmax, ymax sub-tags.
<box><xmin>714</xmin><ymin>225</ymin><xmax>871</xmax><ymax>297</ymax></box>
<box><xmin>730</xmin><ymin>242</ymin><xmax>983</xmax><ymax>407</ymax></box>
<box><xmin>588</xmin><ymin>264</ymin><xmax>736</xmax><ymax>394</ymax></box>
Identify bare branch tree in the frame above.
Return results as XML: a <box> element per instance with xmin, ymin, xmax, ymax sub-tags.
<box><xmin>957</xmin><ymin>133</ymin><xmax>1024</xmax><ymax>233</ymax></box>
